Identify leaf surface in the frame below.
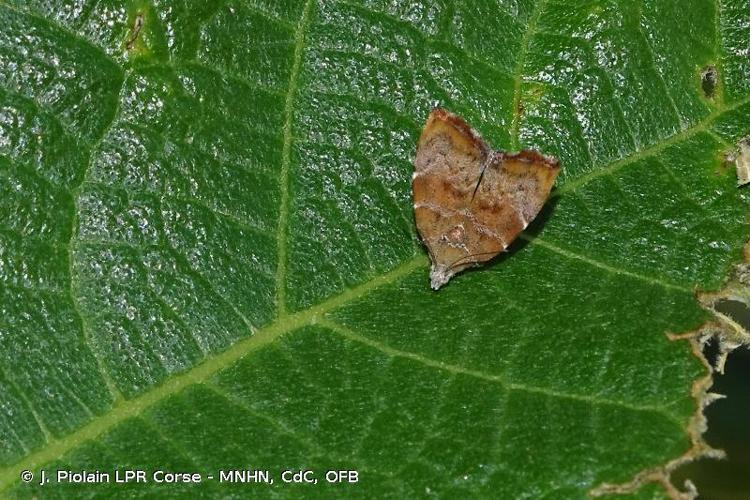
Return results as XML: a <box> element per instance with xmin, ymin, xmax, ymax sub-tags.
<box><xmin>1</xmin><ymin>0</ymin><xmax>749</xmax><ymax>497</ymax></box>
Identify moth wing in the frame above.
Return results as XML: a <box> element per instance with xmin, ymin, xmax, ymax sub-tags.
<box><xmin>412</xmin><ymin>109</ymin><xmax>490</xmax><ymax>281</ymax></box>
<box><xmin>470</xmin><ymin>151</ymin><xmax>560</xmax><ymax>252</ymax></box>
<box><xmin>412</xmin><ymin>108</ymin><xmax>488</xmax><ymax>206</ymax></box>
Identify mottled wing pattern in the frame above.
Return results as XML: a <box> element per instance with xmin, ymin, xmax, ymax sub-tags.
<box><xmin>470</xmin><ymin>150</ymin><xmax>560</xmax><ymax>255</ymax></box>
<box><xmin>412</xmin><ymin>108</ymin><xmax>560</xmax><ymax>289</ymax></box>
<box><xmin>412</xmin><ymin>109</ymin><xmax>488</xmax><ymax>288</ymax></box>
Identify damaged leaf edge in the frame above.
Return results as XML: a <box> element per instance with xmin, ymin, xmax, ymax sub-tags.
<box><xmin>590</xmin><ymin>245</ymin><xmax>750</xmax><ymax>499</ymax></box>
<box><xmin>725</xmin><ymin>136</ymin><xmax>750</xmax><ymax>187</ymax></box>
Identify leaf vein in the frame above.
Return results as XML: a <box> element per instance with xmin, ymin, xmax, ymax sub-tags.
<box><xmin>556</xmin><ymin>93</ymin><xmax>750</xmax><ymax>196</ymax></box>
<box><xmin>509</xmin><ymin>0</ymin><xmax>548</xmax><ymax>150</ymax></box>
<box><xmin>522</xmin><ymin>235</ymin><xmax>692</xmax><ymax>292</ymax></box>
<box><xmin>275</xmin><ymin>0</ymin><xmax>316</xmax><ymax>318</ymax></box>
<box><xmin>320</xmin><ymin>319</ymin><xmax>683</xmax><ymax>427</ymax></box>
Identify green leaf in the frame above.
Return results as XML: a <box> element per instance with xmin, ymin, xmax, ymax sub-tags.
<box><xmin>1</xmin><ymin>0</ymin><xmax>749</xmax><ymax>497</ymax></box>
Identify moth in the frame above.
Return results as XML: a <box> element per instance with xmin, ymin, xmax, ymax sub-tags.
<box><xmin>412</xmin><ymin>108</ymin><xmax>560</xmax><ymax>289</ymax></box>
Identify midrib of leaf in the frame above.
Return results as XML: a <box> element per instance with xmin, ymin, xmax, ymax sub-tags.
<box><xmin>1</xmin><ymin>0</ymin><xmax>748</xmax><ymax>494</ymax></box>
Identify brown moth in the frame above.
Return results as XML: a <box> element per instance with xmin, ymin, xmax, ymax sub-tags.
<box><xmin>412</xmin><ymin>108</ymin><xmax>560</xmax><ymax>289</ymax></box>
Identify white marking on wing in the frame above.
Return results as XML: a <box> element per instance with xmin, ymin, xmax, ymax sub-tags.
<box><xmin>414</xmin><ymin>202</ymin><xmax>457</xmax><ymax>218</ymax></box>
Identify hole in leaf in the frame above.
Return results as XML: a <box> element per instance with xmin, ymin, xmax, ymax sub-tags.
<box><xmin>671</xmin><ymin>344</ymin><xmax>750</xmax><ymax>498</ymax></box>
<box><xmin>126</xmin><ymin>13</ymin><xmax>145</xmax><ymax>50</ymax></box>
<box><xmin>700</xmin><ymin>65</ymin><xmax>718</xmax><ymax>99</ymax></box>
<box><xmin>714</xmin><ymin>299</ymin><xmax>750</xmax><ymax>326</ymax></box>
